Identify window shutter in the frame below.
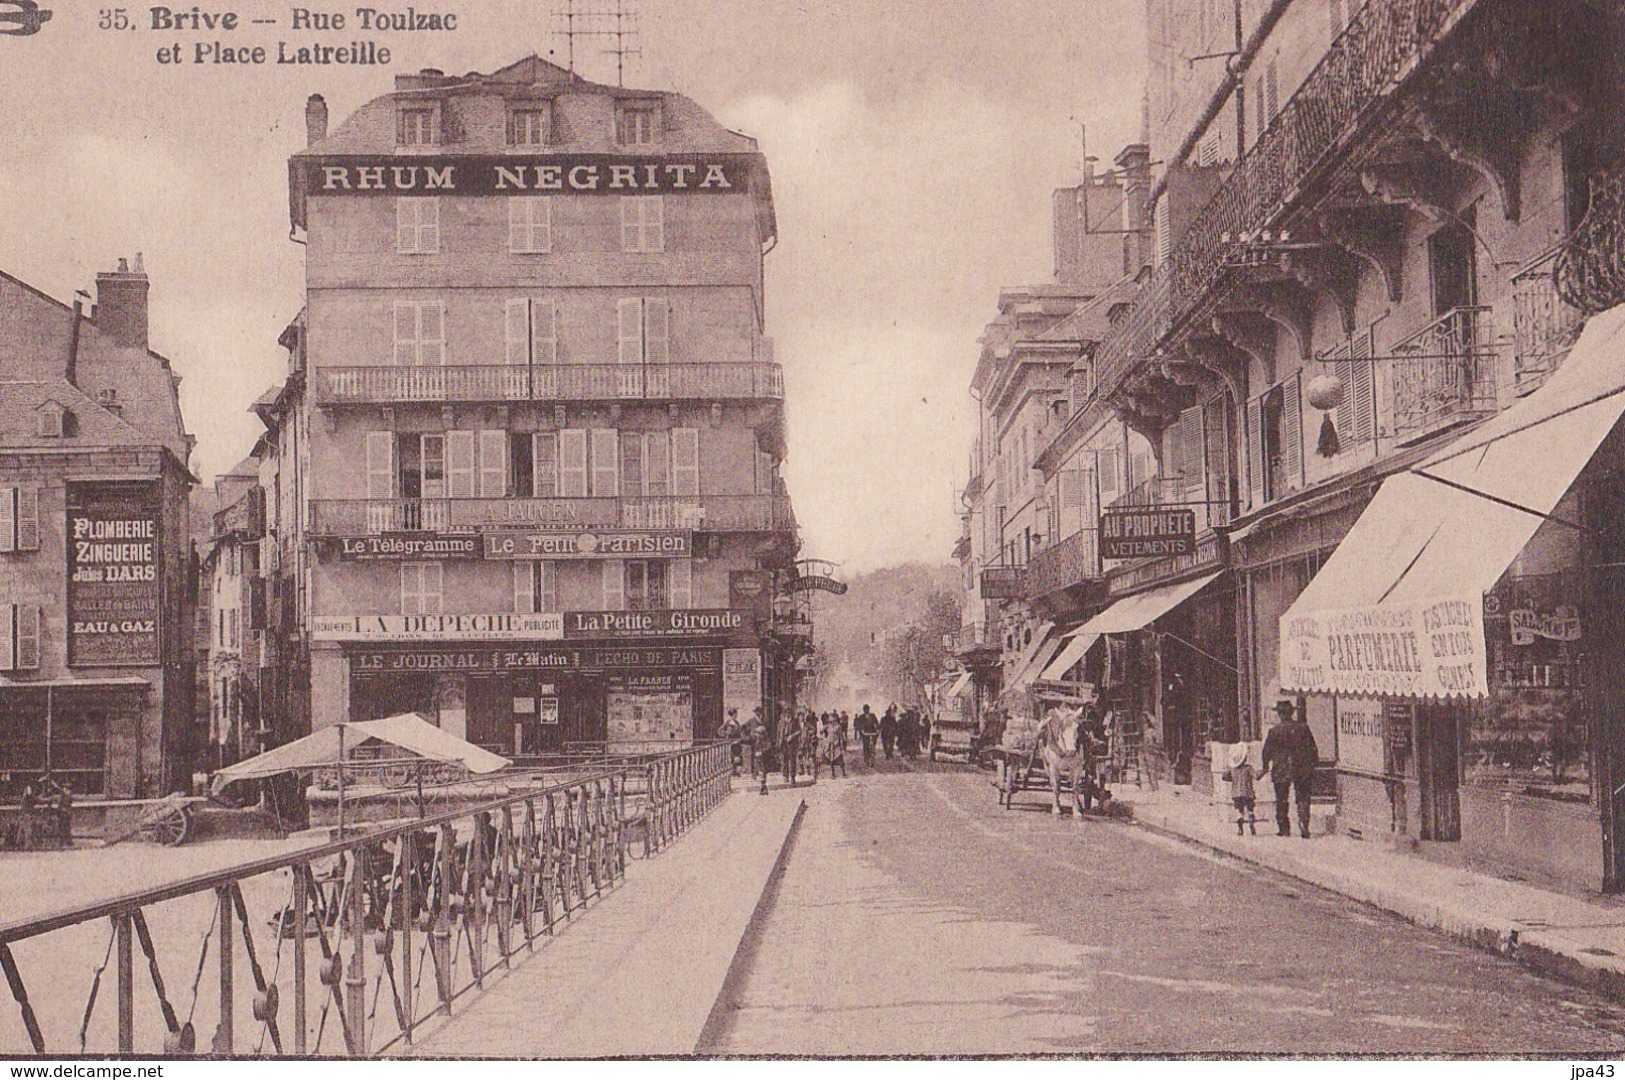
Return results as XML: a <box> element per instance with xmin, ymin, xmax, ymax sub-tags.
<box><xmin>509</xmin><ymin>196</ymin><xmax>551</xmax><ymax>253</ymax></box>
<box><xmin>671</xmin><ymin>428</ymin><xmax>699</xmax><ymax>497</ymax></box>
<box><xmin>1281</xmin><ymin>374</ymin><xmax>1303</xmax><ymax>493</ymax></box>
<box><xmin>15</xmin><ymin>487</ymin><xmax>38</xmax><ymax>552</ymax></box>
<box><xmin>1184</xmin><ymin>408</ymin><xmax>1206</xmax><ymax>499</ymax></box>
<box><xmin>401</xmin><ymin>564</ymin><xmax>420</xmax><ymax>614</ymax></box>
<box><xmin>669</xmin><ymin>558</ymin><xmax>692</xmax><ymax>609</ymax></box>
<box><xmin>601</xmin><ymin>559</ymin><xmax>625</xmax><ymax>611</ymax></box>
<box><xmin>646</xmin><ymin>197</ymin><xmax>665</xmax><ymax>252</ymax></box>
<box><xmin>1057</xmin><ymin>469</ymin><xmax>1085</xmax><ymax>539</ymax></box>
<box><xmin>514</xmin><ymin>561</ymin><xmax>535</xmax><ymax>614</ymax></box>
<box><xmin>620</xmin><ymin>197</ymin><xmax>640</xmax><ymax>252</ymax></box>
<box><xmin>532</xmin><ymin>298</ymin><xmax>557</xmax><ymax>365</ymax></box>
<box><xmin>644</xmin><ymin>299</ymin><xmax>670</xmax><ymax>364</ymax></box>
<box><xmin>366</xmin><ymin>433</ymin><xmax>395</xmax><ymax>499</ymax></box>
<box><xmin>559</xmin><ymin>429</ymin><xmax>589</xmax><ymax>497</ymax></box>
<box><xmin>419</xmin><ymin>302</ymin><xmax>445</xmax><ymax>366</ymax></box>
<box><xmin>0</xmin><ymin>604</ymin><xmax>11</xmax><ymax>671</ymax></box>
<box><xmin>396</xmin><ymin>198</ymin><xmax>416</xmax><ymax>253</ymax></box>
<box><xmin>505</xmin><ymin>299</ymin><xmax>529</xmax><ymax>365</ymax></box>
<box><xmin>1098</xmin><ymin>449</ymin><xmax>1119</xmax><ymax>494</ymax></box>
<box><xmin>1352</xmin><ymin>329</ymin><xmax>1376</xmax><ymax>445</ymax></box>
<box><xmin>617</xmin><ymin>299</ymin><xmax>643</xmax><ymax>364</ymax></box>
<box><xmin>1266</xmin><ymin>59</ymin><xmax>1280</xmax><ymax>121</ymax></box>
<box><xmin>1326</xmin><ymin>340</ymin><xmax>1354</xmax><ymax>447</ymax></box>
<box><xmin>0</xmin><ymin>487</ymin><xmax>14</xmax><ymax>554</ymax></box>
<box><xmin>591</xmin><ymin>429</ymin><xmax>620</xmax><ymax>497</ymax></box>
<box><xmin>425</xmin><ymin>564</ymin><xmax>443</xmax><ymax>614</ymax></box>
<box><xmin>1246</xmin><ymin>396</ymin><xmax>1265</xmax><ymax>508</ymax></box>
<box><xmin>479</xmin><ymin>430</ymin><xmax>508</xmax><ymax>497</ymax></box>
<box><xmin>539</xmin><ymin>561</ymin><xmax>558</xmax><ymax>613</ymax></box>
<box><xmin>393</xmin><ymin>303</ymin><xmax>417</xmax><ymax>365</ymax></box>
<box><xmin>621</xmin><ymin>432</ymin><xmax>645</xmax><ymax>496</ymax></box>
<box><xmin>533</xmin><ymin>432</ymin><xmax>559</xmax><ymax>497</ymax></box>
<box><xmin>447</xmin><ymin>431</ymin><xmax>477</xmax><ymax>498</ymax></box>
<box><xmin>645</xmin><ymin>431</ymin><xmax>670</xmax><ymax>496</ymax></box>
<box><xmin>17</xmin><ymin>606</ymin><xmax>40</xmax><ymax>668</ymax></box>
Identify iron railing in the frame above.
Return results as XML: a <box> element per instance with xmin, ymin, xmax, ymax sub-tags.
<box><xmin>1390</xmin><ymin>307</ymin><xmax>1500</xmax><ymax>441</ymax></box>
<box><xmin>1556</xmin><ymin>166</ymin><xmax>1625</xmax><ymax>317</ymax></box>
<box><xmin>1022</xmin><ymin>529</ymin><xmax>1101</xmax><ymax>599</ymax></box>
<box><xmin>1169</xmin><ymin>0</ymin><xmax>1478</xmax><ymax>321</ymax></box>
<box><xmin>1096</xmin><ymin>269</ymin><xmax>1171</xmax><ymax>401</ymax></box>
<box><xmin>1110</xmin><ymin>475</ymin><xmax>1187</xmax><ymax>510</ymax></box>
<box><xmin>309</xmin><ymin>495</ymin><xmax>796</xmax><ymax>536</ymax></box>
<box><xmin>1513</xmin><ymin>246</ymin><xmax>1587</xmax><ymax>393</ymax></box>
<box><xmin>952</xmin><ymin>621</ymin><xmax>998</xmax><ymax>655</ymax></box>
<box><xmin>0</xmin><ymin>743</ymin><xmax>733</xmax><ymax>1058</ymax></box>
<box><xmin>316</xmin><ymin>363</ymin><xmax>785</xmax><ymax>406</ymax></box>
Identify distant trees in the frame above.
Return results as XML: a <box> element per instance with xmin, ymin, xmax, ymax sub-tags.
<box><xmin>880</xmin><ymin>589</ymin><xmax>960</xmax><ymax>707</ymax></box>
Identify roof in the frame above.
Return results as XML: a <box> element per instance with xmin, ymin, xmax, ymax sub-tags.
<box><xmin>0</xmin><ymin>379</ymin><xmax>165</xmax><ymax>454</ymax></box>
<box><xmin>1035</xmin><ymin>276</ymin><xmax>1138</xmax><ymax>344</ymax></box>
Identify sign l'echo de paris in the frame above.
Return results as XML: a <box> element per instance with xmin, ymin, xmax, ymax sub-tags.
<box><xmin>1100</xmin><ymin>508</ymin><xmax>1197</xmax><ymax>561</ymax></box>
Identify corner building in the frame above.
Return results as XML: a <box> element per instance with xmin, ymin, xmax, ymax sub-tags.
<box><xmin>288</xmin><ymin>58</ymin><xmax>793</xmax><ymax>753</ymax></box>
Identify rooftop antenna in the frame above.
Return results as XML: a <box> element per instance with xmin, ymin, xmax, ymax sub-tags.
<box><xmin>553</xmin><ymin>0</ymin><xmax>641</xmax><ymax>86</ymax></box>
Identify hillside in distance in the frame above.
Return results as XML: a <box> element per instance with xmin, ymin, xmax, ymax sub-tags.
<box><xmin>804</xmin><ymin>562</ymin><xmax>959</xmax><ymax>711</ymax></box>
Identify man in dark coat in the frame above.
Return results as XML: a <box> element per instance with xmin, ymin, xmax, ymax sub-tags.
<box><xmin>854</xmin><ymin>705</ymin><xmax>880</xmax><ymax>766</ymax></box>
<box><xmin>880</xmin><ymin>705</ymin><xmax>899</xmax><ymax>759</ymax></box>
<box><xmin>1261</xmin><ymin>698</ymin><xmax>1319</xmax><ymax>838</ymax></box>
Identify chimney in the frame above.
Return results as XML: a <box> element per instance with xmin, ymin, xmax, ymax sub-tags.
<box><xmin>305</xmin><ymin>94</ymin><xmax>328</xmax><ymax>145</ymax></box>
<box><xmin>1116</xmin><ymin>143</ymin><xmax>1152</xmax><ymax>231</ymax></box>
<box><xmin>95</xmin><ymin>254</ymin><xmax>150</xmax><ymax>351</ymax></box>
<box><xmin>66</xmin><ymin>291</ymin><xmax>88</xmax><ymax>387</ymax></box>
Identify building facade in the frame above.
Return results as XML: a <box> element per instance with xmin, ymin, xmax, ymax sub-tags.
<box><xmin>0</xmin><ymin>260</ymin><xmax>196</xmax><ymax>800</ymax></box>
<box><xmin>966</xmin><ymin>0</ymin><xmax>1625</xmax><ymax>891</ymax></box>
<box><xmin>282</xmin><ymin>57</ymin><xmax>795</xmax><ymax>753</ymax></box>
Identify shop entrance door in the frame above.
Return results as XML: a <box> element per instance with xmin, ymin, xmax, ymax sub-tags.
<box><xmin>1415</xmin><ymin>702</ymin><xmax>1462</xmax><ymax>841</ymax></box>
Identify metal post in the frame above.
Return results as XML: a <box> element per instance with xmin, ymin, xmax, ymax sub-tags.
<box><xmin>434</xmin><ymin>824</ymin><xmax>453</xmax><ymax>1014</ymax></box>
<box><xmin>217</xmin><ymin>887</ymin><xmax>234</xmax><ymax>1054</ymax></box>
<box><xmin>400</xmin><ymin>830</ymin><xmax>414</xmax><ymax>1043</ymax></box>
<box><xmin>336</xmin><ymin>725</ymin><xmax>346</xmax><ymax>840</ymax></box>
<box><xmin>293</xmin><ymin>867</ymin><xmax>308</xmax><ymax>1055</ymax></box>
<box><xmin>115</xmin><ymin>914</ymin><xmax>133</xmax><ymax>1053</ymax></box>
<box><xmin>345</xmin><ymin>852</ymin><xmax>366</xmax><ymax>1055</ymax></box>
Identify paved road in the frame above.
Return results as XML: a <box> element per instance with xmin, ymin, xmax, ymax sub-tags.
<box><xmin>702</xmin><ymin>759</ymin><xmax>1625</xmax><ymax>1056</ymax></box>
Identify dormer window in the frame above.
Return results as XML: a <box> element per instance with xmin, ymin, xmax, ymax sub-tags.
<box><xmin>616</xmin><ymin>101</ymin><xmax>659</xmax><ymax>146</ymax></box>
<box><xmin>398</xmin><ymin>107</ymin><xmax>435</xmax><ymax>147</ymax></box>
<box><xmin>507</xmin><ymin>106</ymin><xmax>549</xmax><ymax>147</ymax></box>
<box><xmin>35</xmin><ymin>402</ymin><xmax>65</xmax><ymax>439</ymax></box>
<box><xmin>96</xmin><ymin>388</ymin><xmax>122</xmax><ymax>417</ymax></box>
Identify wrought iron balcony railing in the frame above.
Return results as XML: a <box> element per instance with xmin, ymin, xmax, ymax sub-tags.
<box><xmin>316</xmin><ymin>363</ymin><xmax>785</xmax><ymax>405</ymax></box>
<box><xmin>1023</xmin><ymin>529</ymin><xmax>1101</xmax><ymax>599</ymax></box>
<box><xmin>309</xmin><ymin>495</ymin><xmax>795</xmax><ymax>536</ymax></box>
<box><xmin>1513</xmin><ymin>247</ymin><xmax>1587</xmax><ymax>394</ymax></box>
<box><xmin>1096</xmin><ymin>269</ymin><xmax>1171</xmax><ymax>401</ymax></box>
<box><xmin>952</xmin><ymin>620</ymin><xmax>999</xmax><ymax>655</ymax></box>
<box><xmin>1110</xmin><ymin>475</ymin><xmax>1187</xmax><ymax>510</ymax></box>
<box><xmin>1170</xmin><ymin>0</ymin><xmax>1479</xmax><ymax>321</ymax></box>
<box><xmin>1390</xmin><ymin>306</ymin><xmax>1500</xmax><ymax>442</ymax></box>
<box><xmin>1556</xmin><ymin>166</ymin><xmax>1625</xmax><ymax>318</ymax></box>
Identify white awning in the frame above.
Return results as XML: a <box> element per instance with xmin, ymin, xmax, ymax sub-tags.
<box><xmin>1039</xmin><ymin>632</ymin><xmax>1100</xmax><ymax>683</ymax></box>
<box><xmin>944</xmin><ymin>671</ymin><xmax>974</xmax><ymax>699</ymax></box>
<box><xmin>1077</xmin><ymin>571</ymin><xmax>1224</xmax><ymax>636</ymax></box>
<box><xmin>1279</xmin><ymin>304</ymin><xmax>1625</xmax><ymax>699</ymax></box>
<box><xmin>212</xmin><ymin>712</ymin><xmax>511</xmax><ymax>793</ymax></box>
<box><xmin>1000</xmin><ymin>624</ymin><xmax>1060</xmax><ymax>700</ymax></box>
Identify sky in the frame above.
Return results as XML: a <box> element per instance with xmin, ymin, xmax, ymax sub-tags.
<box><xmin>0</xmin><ymin>0</ymin><xmax>1147</xmax><ymax>572</ymax></box>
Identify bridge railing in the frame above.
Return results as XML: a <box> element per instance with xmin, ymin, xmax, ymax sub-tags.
<box><xmin>0</xmin><ymin>743</ymin><xmax>733</xmax><ymax>1058</ymax></box>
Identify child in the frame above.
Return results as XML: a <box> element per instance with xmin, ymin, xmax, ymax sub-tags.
<box><xmin>1225</xmin><ymin>741</ymin><xmax>1258</xmax><ymax>835</ymax></box>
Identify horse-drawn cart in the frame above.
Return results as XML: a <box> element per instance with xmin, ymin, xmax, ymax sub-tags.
<box><xmin>993</xmin><ymin>708</ymin><xmax>1112</xmax><ymax>815</ymax></box>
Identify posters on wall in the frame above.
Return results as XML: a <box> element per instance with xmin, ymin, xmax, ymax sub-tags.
<box><xmin>722</xmin><ymin>647</ymin><xmax>762</xmax><ymax>722</ymax></box>
<box><xmin>1336</xmin><ymin>696</ymin><xmax>1387</xmax><ymax>775</ymax></box>
<box><xmin>67</xmin><ymin>485</ymin><xmax>161</xmax><ymax>667</ymax></box>
<box><xmin>1280</xmin><ymin>595</ymin><xmax>1488</xmax><ymax>699</ymax></box>
<box><xmin>607</xmin><ymin>672</ymin><xmax>693</xmax><ymax>751</ymax></box>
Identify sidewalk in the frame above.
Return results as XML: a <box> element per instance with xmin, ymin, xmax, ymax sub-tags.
<box><xmin>397</xmin><ymin>783</ymin><xmax>805</xmax><ymax>1058</ymax></box>
<box><xmin>1115</xmin><ymin>784</ymin><xmax>1625</xmax><ymax>1001</ymax></box>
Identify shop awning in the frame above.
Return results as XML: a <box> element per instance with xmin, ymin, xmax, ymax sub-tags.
<box><xmin>944</xmin><ymin>671</ymin><xmax>974</xmax><ymax>699</ymax></box>
<box><xmin>1000</xmin><ymin>623</ymin><xmax>1059</xmax><ymax>701</ymax></box>
<box><xmin>1077</xmin><ymin>571</ymin><xmax>1224</xmax><ymax>637</ymax></box>
<box><xmin>211</xmin><ymin>712</ymin><xmax>511</xmax><ymax>793</ymax></box>
<box><xmin>1279</xmin><ymin>303</ymin><xmax>1625</xmax><ymax>699</ymax></box>
<box><xmin>1039</xmin><ymin>631</ymin><xmax>1100</xmax><ymax>683</ymax></box>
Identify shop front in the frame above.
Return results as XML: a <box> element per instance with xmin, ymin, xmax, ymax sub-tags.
<box><xmin>0</xmin><ymin>679</ymin><xmax>151</xmax><ymax>799</ymax></box>
<box><xmin>1082</xmin><ymin>534</ymin><xmax>1235</xmax><ymax>788</ymax></box>
<box><xmin>1279</xmin><ymin>307</ymin><xmax>1625</xmax><ymax>890</ymax></box>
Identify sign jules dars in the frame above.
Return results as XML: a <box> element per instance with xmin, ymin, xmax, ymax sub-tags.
<box><xmin>67</xmin><ymin>486</ymin><xmax>161</xmax><ymax>666</ymax></box>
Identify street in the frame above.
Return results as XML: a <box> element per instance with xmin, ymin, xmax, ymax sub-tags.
<box><xmin>703</xmin><ymin>761</ymin><xmax>1625</xmax><ymax>1056</ymax></box>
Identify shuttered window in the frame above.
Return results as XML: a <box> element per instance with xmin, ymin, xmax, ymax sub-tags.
<box><xmin>508</xmin><ymin>196</ymin><xmax>552</xmax><ymax>253</ymax></box>
<box><xmin>558</xmin><ymin>430</ymin><xmax>589</xmax><ymax>497</ymax></box>
<box><xmin>1281</xmin><ymin>372</ymin><xmax>1303</xmax><ymax>493</ymax></box>
<box><xmin>617</xmin><ymin>298</ymin><xmax>671</xmax><ymax>365</ymax></box>
<box><xmin>401</xmin><ymin>563</ymin><xmax>443</xmax><ymax>615</ymax></box>
<box><xmin>396</xmin><ymin>197</ymin><xmax>440</xmax><ymax>254</ymax></box>
<box><xmin>1097</xmin><ymin>448</ymin><xmax>1119</xmax><ymax>494</ymax></box>
<box><xmin>645</xmin><ymin>432</ymin><xmax>670</xmax><ymax>497</ymax></box>
<box><xmin>620</xmin><ymin>196</ymin><xmax>665</xmax><ymax>253</ymax></box>
<box><xmin>671</xmin><ymin>428</ymin><xmax>699</xmax><ymax>497</ymax></box>
<box><xmin>1349</xmin><ymin>329</ymin><xmax>1376</xmax><ymax>445</ymax></box>
<box><xmin>591</xmin><ymin>429</ymin><xmax>620</xmax><ymax>497</ymax></box>
<box><xmin>621</xmin><ymin>432</ymin><xmax>645</xmax><ymax>496</ymax></box>
<box><xmin>393</xmin><ymin>301</ymin><xmax>445</xmax><ymax>365</ymax></box>
<box><xmin>669</xmin><ymin>558</ymin><xmax>693</xmax><ymax>609</ymax></box>
<box><xmin>0</xmin><ymin>604</ymin><xmax>12</xmax><ymax>670</ymax></box>
<box><xmin>479</xmin><ymin>430</ymin><xmax>508</xmax><ymax>497</ymax></box>
<box><xmin>505</xmin><ymin>299</ymin><xmax>530</xmax><ymax>365</ymax></box>
<box><xmin>1056</xmin><ymin>469</ymin><xmax>1090</xmax><ymax>541</ymax></box>
<box><xmin>1246</xmin><ymin>396</ymin><xmax>1265</xmax><ymax>509</ymax></box>
<box><xmin>514</xmin><ymin>561</ymin><xmax>558</xmax><ymax>614</ymax></box>
<box><xmin>533</xmin><ymin>433</ymin><xmax>559</xmax><ymax>497</ymax></box>
<box><xmin>601</xmin><ymin>559</ymin><xmax>625</xmax><ymax>610</ymax></box>
<box><xmin>366</xmin><ymin>433</ymin><xmax>395</xmax><ymax>499</ymax></box>
<box><xmin>446</xmin><ymin>431</ymin><xmax>476</xmax><ymax>499</ymax></box>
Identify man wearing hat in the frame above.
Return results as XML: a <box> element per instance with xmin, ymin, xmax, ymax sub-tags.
<box><xmin>1261</xmin><ymin>698</ymin><xmax>1319</xmax><ymax>838</ymax></box>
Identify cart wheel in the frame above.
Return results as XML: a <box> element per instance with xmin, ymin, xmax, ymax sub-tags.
<box><xmin>145</xmin><ymin>805</ymin><xmax>190</xmax><ymax>847</ymax></box>
<box><xmin>929</xmin><ymin>738</ymin><xmax>937</xmax><ymax>763</ymax></box>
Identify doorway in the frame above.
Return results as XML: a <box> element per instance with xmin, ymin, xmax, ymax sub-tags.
<box><xmin>1415</xmin><ymin>701</ymin><xmax>1463</xmax><ymax>842</ymax></box>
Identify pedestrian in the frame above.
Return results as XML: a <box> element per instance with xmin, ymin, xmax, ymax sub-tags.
<box><xmin>896</xmin><ymin>707</ymin><xmax>917</xmax><ymax>760</ymax></box>
<box><xmin>855</xmin><ymin>705</ymin><xmax>880</xmax><ymax>766</ymax></box>
<box><xmin>839</xmin><ymin>710</ymin><xmax>850</xmax><ymax>743</ymax></box>
<box><xmin>880</xmin><ymin>705</ymin><xmax>898</xmax><ymax>760</ymax></box>
<box><xmin>1224</xmin><ymin>741</ymin><xmax>1258</xmax><ymax>835</ymax></box>
<box><xmin>819</xmin><ymin>714</ymin><xmax>847</xmax><ymax>779</ymax></box>
<box><xmin>721</xmin><ymin>708</ymin><xmax>744</xmax><ymax>775</ymax></box>
<box><xmin>750</xmin><ymin>710</ymin><xmax>772</xmax><ymax>795</ymax></box>
<box><xmin>1261</xmin><ymin>698</ymin><xmax>1319</xmax><ymax>838</ymax></box>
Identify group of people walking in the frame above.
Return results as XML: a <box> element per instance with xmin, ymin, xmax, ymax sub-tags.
<box><xmin>717</xmin><ymin>702</ymin><xmax>935</xmax><ymax>791</ymax></box>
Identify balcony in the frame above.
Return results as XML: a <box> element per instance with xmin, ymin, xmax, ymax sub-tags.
<box><xmin>1096</xmin><ymin>270</ymin><xmax>1170</xmax><ymax>402</ymax></box>
<box><xmin>1170</xmin><ymin>0</ymin><xmax>1484</xmax><ymax>323</ymax></box>
<box><xmin>1512</xmin><ymin>247</ymin><xmax>1587</xmax><ymax>394</ymax></box>
<box><xmin>1023</xmin><ymin>529</ymin><xmax>1101</xmax><ymax>600</ymax></box>
<box><xmin>308</xmin><ymin>495</ymin><xmax>795</xmax><ymax>537</ymax></box>
<box><xmin>315</xmin><ymin>362</ymin><xmax>785</xmax><ymax>406</ymax></box>
<box><xmin>1110</xmin><ymin>475</ymin><xmax>1186</xmax><ymax>509</ymax></box>
<box><xmin>1390</xmin><ymin>307</ymin><xmax>1499</xmax><ymax>443</ymax></box>
<box><xmin>952</xmin><ymin>621</ymin><xmax>999</xmax><ymax>657</ymax></box>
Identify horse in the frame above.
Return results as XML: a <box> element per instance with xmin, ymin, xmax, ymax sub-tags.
<box><xmin>1036</xmin><ymin>706</ymin><xmax>1095</xmax><ymax>818</ymax></box>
